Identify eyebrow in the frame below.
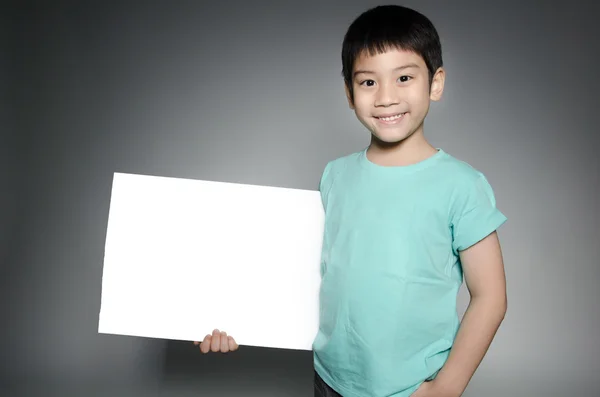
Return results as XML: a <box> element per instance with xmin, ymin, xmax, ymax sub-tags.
<box><xmin>353</xmin><ymin>63</ymin><xmax>420</xmax><ymax>78</ymax></box>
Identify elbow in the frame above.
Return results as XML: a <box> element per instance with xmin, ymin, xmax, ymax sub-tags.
<box><xmin>494</xmin><ymin>291</ymin><xmax>508</xmax><ymax>323</ymax></box>
<box><xmin>499</xmin><ymin>296</ymin><xmax>508</xmax><ymax>322</ymax></box>
<box><xmin>472</xmin><ymin>290</ymin><xmax>507</xmax><ymax>321</ymax></box>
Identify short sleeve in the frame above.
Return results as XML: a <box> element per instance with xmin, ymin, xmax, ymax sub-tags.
<box><xmin>451</xmin><ymin>173</ymin><xmax>507</xmax><ymax>254</ymax></box>
<box><xmin>319</xmin><ymin>161</ymin><xmax>333</xmax><ymax>209</ymax></box>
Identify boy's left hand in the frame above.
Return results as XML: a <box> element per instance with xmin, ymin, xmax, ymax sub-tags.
<box><xmin>411</xmin><ymin>380</ymin><xmax>457</xmax><ymax>397</ymax></box>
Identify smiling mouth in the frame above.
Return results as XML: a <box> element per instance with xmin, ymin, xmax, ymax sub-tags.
<box><xmin>375</xmin><ymin>113</ymin><xmax>406</xmax><ymax>122</ymax></box>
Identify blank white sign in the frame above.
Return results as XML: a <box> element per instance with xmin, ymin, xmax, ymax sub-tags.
<box><xmin>98</xmin><ymin>173</ymin><xmax>324</xmax><ymax>351</ymax></box>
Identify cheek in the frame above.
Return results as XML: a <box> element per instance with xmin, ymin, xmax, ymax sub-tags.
<box><xmin>353</xmin><ymin>97</ymin><xmax>373</xmax><ymax>116</ymax></box>
<box><xmin>407</xmin><ymin>91</ymin><xmax>430</xmax><ymax>111</ymax></box>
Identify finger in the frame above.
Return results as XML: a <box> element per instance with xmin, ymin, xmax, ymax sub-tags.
<box><xmin>210</xmin><ymin>329</ymin><xmax>220</xmax><ymax>352</ymax></box>
<box><xmin>228</xmin><ymin>336</ymin><xmax>239</xmax><ymax>352</ymax></box>
<box><xmin>220</xmin><ymin>331</ymin><xmax>229</xmax><ymax>353</ymax></box>
<box><xmin>200</xmin><ymin>334</ymin><xmax>211</xmax><ymax>354</ymax></box>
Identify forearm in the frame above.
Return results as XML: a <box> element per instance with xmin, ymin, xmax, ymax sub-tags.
<box><xmin>432</xmin><ymin>295</ymin><xmax>506</xmax><ymax>396</ymax></box>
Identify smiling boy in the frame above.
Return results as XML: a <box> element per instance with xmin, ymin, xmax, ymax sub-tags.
<box><xmin>197</xmin><ymin>5</ymin><xmax>508</xmax><ymax>397</ymax></box>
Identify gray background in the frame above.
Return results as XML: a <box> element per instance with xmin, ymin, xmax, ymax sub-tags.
<box><xmin>2</xmin><ymin>0</ymin><xmax>599</xmax><ymax>396</ymax></box>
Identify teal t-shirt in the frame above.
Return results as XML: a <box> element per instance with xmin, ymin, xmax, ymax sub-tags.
<box><xmin>312</xmin><ymin>148</ymin><xmax>507</xmax><ymax>397</ymax></box>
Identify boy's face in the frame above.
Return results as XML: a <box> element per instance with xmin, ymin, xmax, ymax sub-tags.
<box><xmin>346</xmin><ymin>47</ymin><xmax>444</xmax><ymax>145</ymax></box>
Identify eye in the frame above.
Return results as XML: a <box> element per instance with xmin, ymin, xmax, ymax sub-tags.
<box><xmin>360</xmin><ymin>79</ymin><xmax>376</xmax><ymax>87</ymax></box>
<box><xmin>398</xmin><ymin>75</ymin><xmax>412</xmax><ymax>83</ymax></box>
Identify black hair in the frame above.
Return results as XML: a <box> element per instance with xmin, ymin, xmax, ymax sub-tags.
<box><xmin>342</xmin><ymin>5</ymin><xmax>443</xmax><ymax>100</ymax></box>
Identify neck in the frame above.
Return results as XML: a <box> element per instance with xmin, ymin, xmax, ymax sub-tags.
<box><xmin>367</xmin><ymin>129</ymin><xmax>437</xmax><ymax>167</ymax></box>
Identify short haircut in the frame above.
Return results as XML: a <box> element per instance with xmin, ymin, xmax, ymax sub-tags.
<box><xmin>342</xmin><ymin>5</ymin><xmax>443</xmax><ymax>100</ymax></box>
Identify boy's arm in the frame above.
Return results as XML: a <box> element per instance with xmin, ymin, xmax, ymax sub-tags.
<box><xmin>428</xmin><ymin>231</ymin><xmax>507</xmax><ymax>397</ymax></box>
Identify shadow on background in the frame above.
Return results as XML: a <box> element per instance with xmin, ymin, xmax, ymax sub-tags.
<box><xmin>160</xmin><ymin>339</ymin><xmax>314</xmax><ymax>395</ymax></box>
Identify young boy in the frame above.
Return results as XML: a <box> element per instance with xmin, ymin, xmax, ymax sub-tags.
<box><xmin>195</xmin><ymin>5</ymin><xmax>508</xmax><ymax>397</ymax></box>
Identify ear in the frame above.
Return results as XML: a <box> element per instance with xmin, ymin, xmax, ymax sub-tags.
<box><xmin>429</xmin><ymin>67</ymin><xmax>445</xmax><ymax>101</ymax></box>
<box><xmin>344</xmin><ymin>83</ymin><xmax>355</xmax><ymax>109</ymax></box>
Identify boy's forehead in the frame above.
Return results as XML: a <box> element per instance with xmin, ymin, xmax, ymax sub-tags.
<box><xmin>354</xmin><ymin>47</ymin><xmax>425</xmax><ymax>69</ymax></box>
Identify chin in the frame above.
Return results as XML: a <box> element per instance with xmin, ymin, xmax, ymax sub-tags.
<box><xmin>372</xmin><ymin>131</ymin><xmax>411</xmax><ymax>146</ymax></box>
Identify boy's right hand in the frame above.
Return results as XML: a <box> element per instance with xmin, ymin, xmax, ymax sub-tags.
<box><xmin>193</xmin><ymin>329</ymin><xmax>239</xmax><ymax>354</ymax></box>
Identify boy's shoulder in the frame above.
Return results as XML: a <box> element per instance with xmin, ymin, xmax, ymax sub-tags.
<box><xmin>323</xmin><ymin>150</ymin><xmax>360</xmax><ymax>171</ymax></box>
<box><xmin>435</xmin><ymin>150</ymin><xmax>488</xmax><ymax>184</ymax></box>
<box><xmin>328</xmin><ymin>149</ymin><xmax>364</xmax><ymax>164</ymax></box>
<box><xmin>318</xmin><ymin>150</ymin><xmax>362</xmax><ymax>194</ymax></box>
<box><xmin>437</xmin><ymin>151</ymin><xmax>502</xmax><ymax>211</ymax></box>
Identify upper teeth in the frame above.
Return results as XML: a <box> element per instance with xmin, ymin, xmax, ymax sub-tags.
<box><xmin>380</xmin><ymin>114</ymin><xmax>404</xmax><ymax>121</ymax></box>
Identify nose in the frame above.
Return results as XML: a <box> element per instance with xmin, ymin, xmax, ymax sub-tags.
<box><xmin>374</xmin><ymin>82</ymin><xmax>400</xmax><ymax>107</ymax></box>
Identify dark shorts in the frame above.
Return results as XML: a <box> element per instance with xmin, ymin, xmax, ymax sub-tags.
<box><xmin>314</xmin><ymin>370</ymin><xmax>342</xmax><ymax>397</ymax></box>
